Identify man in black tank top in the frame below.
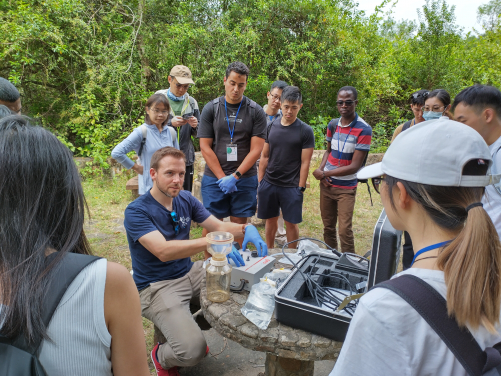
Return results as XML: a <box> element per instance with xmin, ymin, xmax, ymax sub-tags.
<box><xmin>390</xmin><ymin>89</ymin><xmax>429</xmax><ymax>269</ymax></box>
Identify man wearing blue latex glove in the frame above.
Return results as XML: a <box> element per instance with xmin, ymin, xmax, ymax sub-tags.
<box><xmin>198</xmin><ymin>61</ymin><xmax>267</xmax><ymax>248</ymax></box>
<box><xmin>242</xmin><ymin>224</ymin><xmax>268</xmax><ymax>257</ymax></box>
<box><xmin>124</xmin><ymin>146</ymin><xmax>267</xmax><ymax>375</ymax></box>
<box><xmin>226</xmin><ymin>245</ymin><xmax>245</xmax><ymax>267</ymax></box>
<box><xmin>217</xmin><ymin>174</ymin><xmax>238</xmax><ymax>194</ymax></box>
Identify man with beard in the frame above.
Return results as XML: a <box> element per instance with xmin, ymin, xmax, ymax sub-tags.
<box><xmin>123</xmin><ymin>147</ymin><xmax>267</xmax><ymax>376</ymax></box>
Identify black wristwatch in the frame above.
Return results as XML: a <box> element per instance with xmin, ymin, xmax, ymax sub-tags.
<box><xmin>234</xmin><ymin>170</ymin><xmax>242</xmax><ymax>178</ymax></box>
<box><xmin>300</xmin><ymin>186</ymin><xmax>306</xmax><ymax>192</ymax></box>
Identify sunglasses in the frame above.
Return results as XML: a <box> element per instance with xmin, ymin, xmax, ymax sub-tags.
<box><xmin>371</xmin><ymin>177</ymin><xmax>385</xmax><ymax>195</ymax></box>
<box><xmin>170</xmin><ymin>211</ymin><xmax>180</xmax><ymax>235</ymax></box>
<box><xmin>336</xmin><ymin>100</ymin><xmax>355</xmax><ymax>106</ymax></box>
<box><xmin>411</xmin><ymin>91</ymin><xmax>429</xmax><ymax>100</ymax></box>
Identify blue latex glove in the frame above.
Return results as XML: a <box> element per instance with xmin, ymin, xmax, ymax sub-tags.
<box><xmin>227</xmin><ymin>245</ymin><xmax>245</xmax><ymax>267</ymax></box>
<box><xmin>242</xmin><ymin>225</ymin><xmax>268</xmax><ymax>257</ymax></box>
<box><xmin>217</xmin><ymin>174</ymin><xmax>238</xmax><ymax>194</ymax></box>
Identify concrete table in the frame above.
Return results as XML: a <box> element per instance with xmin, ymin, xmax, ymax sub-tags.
<box><xmin>200</xmin><ymin>248</ymin><xmax>343</xmax><ymax>376</ymax></box>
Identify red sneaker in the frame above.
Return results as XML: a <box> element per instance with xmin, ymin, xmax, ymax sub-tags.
<box><xmin>151</xmin><ymin>343</ymin><xmax>180</xmax><ymax>376</ymax></box>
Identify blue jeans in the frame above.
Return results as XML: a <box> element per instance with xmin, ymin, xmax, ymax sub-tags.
<box><xmin>201</xmin><ymin>175</ymin><xmax>258</xmax><ymax>218</ymax></box>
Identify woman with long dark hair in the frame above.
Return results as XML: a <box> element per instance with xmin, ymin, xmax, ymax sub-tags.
<box><xmin>112</xmin><ymin>94</ymin><xmax>179</xmax><ymax>195</ymax></box>
<box><xmin>330</xmin><ymin>118</ymin><xmax>501</xmax><ymax>375</ymax></box>
<box><xmin>0</xmin><ymin>116</ymin><xmax>150</xmax><ymax>376</ymax></box>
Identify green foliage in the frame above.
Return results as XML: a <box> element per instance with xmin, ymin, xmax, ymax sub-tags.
<box><xmin>1</xmin><ymin>0</ymin><xmax>501</xmax><ymax>161</ymax></box>
<box><xmin>309</xmin><ymin>115</ymin><xmax>331</xmax><ymax>150</ymax></box>
<box><xmin>478</xmin><ymin>0</ymin><xmax>501</xmax><ymax>31</ymax></box>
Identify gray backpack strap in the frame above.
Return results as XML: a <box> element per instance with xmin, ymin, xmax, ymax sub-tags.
<box><xmin>375</xmin><ymin>274</ymin><xmax>501</xmax><ymax>376</ymax></box>
<box><xmin>212</xmin><ymin>97</ymin><xmax>221</xmax><ymax>121</ymax></box>
<box><xmin>168</xmin><ymin>126</ymin><xmax>177</xmax><ymax>144</ymax></box>
<box><xmin>247</xmin><ymin>98</ymin><xmax>256</xmax><ymax>122</ymax></box>
<box><xmin>138</xmin><ymin>124</ymin><xmax>147</xmax><ymax>157</ymax></box>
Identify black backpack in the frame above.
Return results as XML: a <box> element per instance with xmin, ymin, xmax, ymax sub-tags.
<box><xmin>401</xmin><ymin>119</ymin><xmax>413</xmax><ymax>133</ymax></box>
<box><xmin>212</xmin><ymin>96</ymin><xmax>257</xmax><ymax>123</ymax></box>
<box><xmin>0</xmin><ymin>252</ymin><xmax>101</xmax><ymax>375</ymax></box>
<box><xmin>376</xmin><ymin>274</ymin><xmax>501</xmax><ymax>376</ymax></box>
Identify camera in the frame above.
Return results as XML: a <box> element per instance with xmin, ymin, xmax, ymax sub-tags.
<box><xmin>182</xmin><ymin>113</ymin><xmax>193</xmax><ymax>120</ymax></box>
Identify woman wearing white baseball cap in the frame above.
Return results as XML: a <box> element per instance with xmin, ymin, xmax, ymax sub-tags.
<box><xmin>330</xmin><ymin>117</ymin><xmax>501</xmax><ymax>376</ymax></box>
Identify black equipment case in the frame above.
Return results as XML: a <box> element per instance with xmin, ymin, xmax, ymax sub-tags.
<box><xmin>275</xmin><ymin>209</ymin><xmax>402</xmax><ymax>342</ymax></box>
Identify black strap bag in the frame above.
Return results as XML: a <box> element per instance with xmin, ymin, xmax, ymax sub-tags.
<box><xmin>376</xmin><ymin>274</ymin><xmax>501</xmax><ymax>376</ymax></box>
<box><xmin>0</xmin><ymin>253</ymin><xmax>100</xmax><ymax>376</ymax></box>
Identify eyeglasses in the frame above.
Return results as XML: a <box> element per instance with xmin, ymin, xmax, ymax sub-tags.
<box><xmin>270</xmin><ymin>94</ymin><xmax>281</xmax><ymax>102</ymax></box>
<box><xmin>171</xmin><ymin>76</ymin><xmax>190</xmax><ymax>90</ymax></box>
<box><xmin>150</xmin><ymin>108</ymin><xmax>169</xmax><ymax>115</ymax></box>
<box><xmin>175</xmin><ymin>82</ymin><xmax>190</xmax><ymax>90</ymax></box>
<box><xmin>170</xmin><ymin>211</ymin><xmax>180</xmax><ymax>235</ymax></box>
<box><xmin>336</xmin><ymin>100</ymin><xmax>355</xmax><ymax>107</ymax></box>
<box><xmin>371</xmin><ymin>177</ymin><xmax>385</xmax><ymax>195</ymax></box>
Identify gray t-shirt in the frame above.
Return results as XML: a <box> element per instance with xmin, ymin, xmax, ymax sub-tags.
<box><xmin>198</xmin><ymin>96</ymin><xmax>267</xmax><ymax>178</ymax></box>
<box><xmin>264</xmin><ymin>118</ymin><xmax>315</xmax><ymax>187</ymax></box>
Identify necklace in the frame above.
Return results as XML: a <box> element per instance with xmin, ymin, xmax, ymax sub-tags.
<box><xmin>411</xmin><ymin>240</ymin><xmax>452</xmax><ymax>267</ymax></box>
<box><xmin>412</xmin><ymin>255</ymin><xmax>437</xmax><ymax>264</ymax></box>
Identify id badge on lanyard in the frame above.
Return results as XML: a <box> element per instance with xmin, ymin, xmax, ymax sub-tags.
<box><xmin>227</xmin><ymin>144</ymin><xmax>238</xmax><ymax>161</ymax></box>
<box><xmin>225</xmin><ymin>98</ymin><xmax>243</xmax><ymax>162</ymax></box>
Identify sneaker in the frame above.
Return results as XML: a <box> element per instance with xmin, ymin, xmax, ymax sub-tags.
<box><xmin>151</xmin><ymin>343</ymin><xmax>180</xmax><ymax>376</ymax></box>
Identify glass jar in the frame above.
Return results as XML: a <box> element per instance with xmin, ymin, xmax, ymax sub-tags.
<box><xmin>206</xmin><ymin>259</ymin><xmax>232</xmax><ymax>303</ymax></box>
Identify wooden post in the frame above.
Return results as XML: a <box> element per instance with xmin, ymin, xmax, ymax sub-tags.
<box><xmin>265</xmin><ymin>353</ymin><xmax>314</xmax><ymax>376</ymax></box>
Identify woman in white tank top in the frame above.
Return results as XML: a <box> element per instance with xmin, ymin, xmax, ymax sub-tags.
<box><xmin>0</xmin><ymin>116</ymin><xmax>150</xmax><ymax>376</ymax></box>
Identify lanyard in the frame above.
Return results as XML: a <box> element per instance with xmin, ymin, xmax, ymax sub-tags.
<box><xmin>224</xmin><ymin>98</ymin><xmax>243</xmax><ymax>144</ymax></box>
<box><xmin>336</xmin><ymin>122</ymin><xmax>354</xmax><ymax>164</ymax></box>
<box><xmin>411</xmin><ymin>240</ymin><xmax>452</xmax><ymax>267</ymax></box>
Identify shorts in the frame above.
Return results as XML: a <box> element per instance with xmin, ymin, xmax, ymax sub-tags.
<box><xmin>257</xmin><ymin>179</ymin><xmax>303</xmax><ymax>224</ymax></box>
<box><xmin>201</xmin><ymin>175</ymin><xmax>258</xmax><ymax>218</ymax></box>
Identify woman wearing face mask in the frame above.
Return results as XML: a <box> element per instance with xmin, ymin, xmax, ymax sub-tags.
<box><xmin>112</xmin><ymin>94</ymin><xmax>179</xmax><ymax>195</ymax></box>
<box><xmin>330</xmin><ymin>118</ymin><xmax>501</xmax><ymax>376</ymax></box>
<box><xmin>423</xmin><ymin>89</ymin><xmax>452</xmax><ymax>121</ymax></box>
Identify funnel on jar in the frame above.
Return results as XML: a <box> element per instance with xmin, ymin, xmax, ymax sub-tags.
<box><xmin>206</xmin><ymin>231</ymin><xmax>234</xmax><ymax>261</ymax></box>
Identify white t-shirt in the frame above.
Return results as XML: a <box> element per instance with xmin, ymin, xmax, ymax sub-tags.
<box><xmin>483</xmin><ymin>135</ymin><xmax>501</xmax><ymax>240</ymax></box>
<box><xmin>330</xmin><ymin>268</ymin><xmax>501</xmax><ymax>376</ymax></box>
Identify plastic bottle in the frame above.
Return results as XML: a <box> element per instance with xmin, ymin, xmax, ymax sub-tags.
<box><xmin>206</xmin><ymin>231</ymin><xmax>234</xmax><ymax>303</ymax></box>
<box><xmin>206</xmin><ymin>259</ymin><xmax>232</xmax><ymax>303</ymax></box>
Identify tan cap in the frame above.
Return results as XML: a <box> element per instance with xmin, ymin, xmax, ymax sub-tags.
<box><xmin>169</xmin><ymin>65</ymin><xmax>195</xmax><ymax>85</ymax></box>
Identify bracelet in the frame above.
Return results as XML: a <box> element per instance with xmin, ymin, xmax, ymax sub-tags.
<box><xmin>322</xmin><ymin>171</ymin><xmax>325</xmax><ymax>179</ymax></box>
<box><xmin>242</xmin><ymin>224</ymin><xmax>247</xmax><ymax>234</ymax></box>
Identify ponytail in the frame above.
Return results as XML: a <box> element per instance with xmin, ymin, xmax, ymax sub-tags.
<box><xmin>385</xmin><ymin>174</ymin><xmax>501</xmax><ymax>332</ymax></box>
<box><xmin>438</xmin><ymin>205</ymin><xmax>501</xmax><ymax>332</ymax></box>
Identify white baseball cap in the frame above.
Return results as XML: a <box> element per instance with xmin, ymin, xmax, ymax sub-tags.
<box><xmin>357</xmin><ymin>117</ymin><xmax>500</xmax><ymax>187</ymax></box>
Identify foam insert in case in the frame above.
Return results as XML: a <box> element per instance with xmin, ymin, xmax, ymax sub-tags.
<box><xmin>275</xmin><ymin>209</ymin><xmax>402</xmax><ymax>341</ymax></box>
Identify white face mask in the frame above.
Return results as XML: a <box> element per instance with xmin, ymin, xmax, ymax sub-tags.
<box><xmin>423</xmin><ymin>110</ymin><xmax>444</xmax><ymax>121</ymax></box>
